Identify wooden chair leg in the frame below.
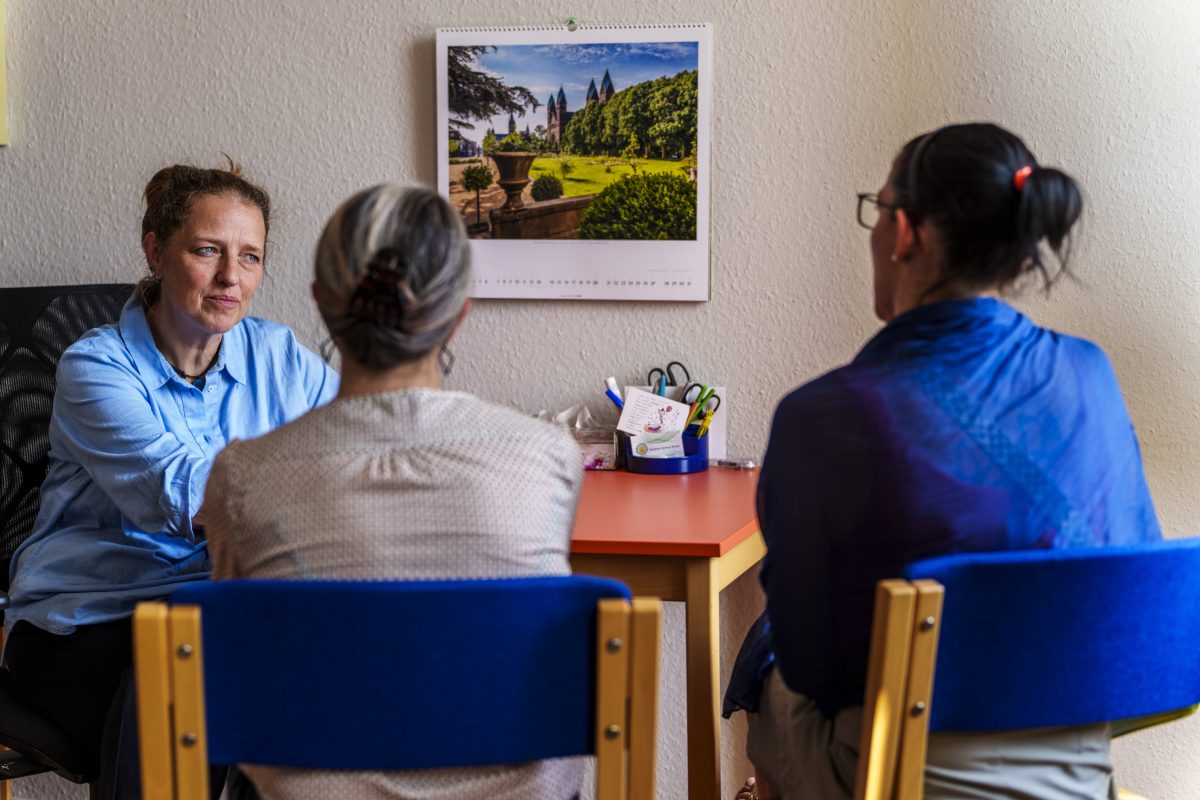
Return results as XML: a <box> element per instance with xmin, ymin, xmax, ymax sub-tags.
<box><xmin>855</xmin><ymin>581</ymin><xmax>917</xmax><ymax>800</ymax></box>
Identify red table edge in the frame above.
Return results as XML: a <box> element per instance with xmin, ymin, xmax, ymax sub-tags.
<box><xmin>570</xmin><ymin>517</ymin><xmax>761</xmax><ymax>558</ymax></box>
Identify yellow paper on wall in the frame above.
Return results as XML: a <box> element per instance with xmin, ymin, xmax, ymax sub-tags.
<box><xmin>0</xmin><ymin>1</ymin><xmax>8</xmax><ymax>146</ymax></box>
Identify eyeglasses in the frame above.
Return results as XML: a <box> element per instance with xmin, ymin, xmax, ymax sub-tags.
<box><xmin>856</xmin><ymin>193</ymin><xmax>899</xmax><ymax>230</ymax></box>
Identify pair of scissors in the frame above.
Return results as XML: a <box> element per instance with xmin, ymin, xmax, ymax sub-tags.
<box><xmin>681</xmin><ymin>382</ymin><xmax>721</xmax><ymax>426</ymax></box>
<box><xmin>647</xmin><ymin>361</ymin><xmax>690</xmax><ymax>396</ymax></box>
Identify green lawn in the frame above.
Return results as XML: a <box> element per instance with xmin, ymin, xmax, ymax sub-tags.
<box><xmin>528</xmin><ymin>157</ymin><xmax>690</xmax><ymax>198</ymax></box>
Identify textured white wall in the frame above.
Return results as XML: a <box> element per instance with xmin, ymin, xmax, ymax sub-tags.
<box><xmin>2</xmin><ymin>0</ymin><xmax>1199</xmax><ymax>798</ymax></box>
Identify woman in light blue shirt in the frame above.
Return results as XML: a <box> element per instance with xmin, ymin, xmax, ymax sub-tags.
<box><xmin>4</xmin><ymin>160</ymin><xmax>337</xmax><ymax>796</ymax></box>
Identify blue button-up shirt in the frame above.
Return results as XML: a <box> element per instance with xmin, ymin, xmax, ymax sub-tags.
<box><xmin>9</xmin><ymin>298</ymin><xmax>338</xmax><ymax>633</ymax></box>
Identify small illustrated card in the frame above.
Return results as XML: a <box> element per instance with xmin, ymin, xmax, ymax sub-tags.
<box><xmin>624</xmin><ymin>384</ymin><xmax>727</xmax><ymax>459</ymax></box>
<box><xmin>629</xmin><ymin>430</ymin><xmax>685</xmax><ymax>458</ymax></box>
<box><xmin>616</xmin><ymin>388</ymin><xmax>690</xmax><ymax>437</ymax></box>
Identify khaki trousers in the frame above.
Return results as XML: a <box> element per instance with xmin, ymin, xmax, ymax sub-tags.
<box><xmin>746</xmin><ymin>669</ymin><xmax>1117</xmax><ymax>800</ymax></box>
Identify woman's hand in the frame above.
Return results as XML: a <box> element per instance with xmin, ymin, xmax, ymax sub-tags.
<box><xmin>735</xmin><ymin>776</ymin><xmax>759</xmax><ymax>800</ymax></box>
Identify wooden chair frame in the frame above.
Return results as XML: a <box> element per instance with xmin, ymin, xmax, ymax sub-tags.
<box><xmin>135</xmin><ymin>596</ymin><xmax>660</xmax><ymax>800</ymax></box>
<box><xmin>854</xmin><ymin>579</ymin><xmax>944</xmax><ymax>800</ymax></box>
<box><xmin>854</xmin><ymin>578</ymin><xmax>1167</xmax><ymax>800</ymax></box>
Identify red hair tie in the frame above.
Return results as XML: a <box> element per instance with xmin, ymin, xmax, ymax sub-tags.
<box><xmin>1014</xmin><ymin>165</ymin><xmax>1033</xmax><ymax>191</ymax></box>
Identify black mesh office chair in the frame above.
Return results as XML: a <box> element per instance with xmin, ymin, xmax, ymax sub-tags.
<box><xmin>0</xmin><ymin>283</ymin><xmax>133</xmax><ymax>789</ymax></box>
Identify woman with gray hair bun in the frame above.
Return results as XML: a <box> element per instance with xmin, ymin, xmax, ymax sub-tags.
<box><xmin>204</xmin><ymin>184</ymin><xmax>587</xmax><ymax>800</ymax></box>
<box><xmin>313</xmin><ymin>183</ymin><xmax>471</xmax><ymax>375</ymax></box>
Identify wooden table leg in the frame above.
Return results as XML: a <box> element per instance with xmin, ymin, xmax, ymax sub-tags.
<box><xmin>685</xmin><ymin>557</ymin><xmax>721</xmax><ymax>800</ymax></box>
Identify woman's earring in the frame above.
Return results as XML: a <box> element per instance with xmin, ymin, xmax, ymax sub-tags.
<box><xmin>438</xmin><ymin>345</ymin><xmax>455</xmax><ymax>377</ymax></box>
<box><xmin>319</xmin><ymin>336</ymin><xmax>336</xmax><ymax>364</ymax></box>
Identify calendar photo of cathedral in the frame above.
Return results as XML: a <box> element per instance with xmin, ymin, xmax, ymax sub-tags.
<box><xmin>446</xmin><ymin>41</ymin><xmax>700</xmax><ymax>241</ymax></box>
<box><xmin>546</xmin><ymin>69</ymin><xmax>615</xmax><ymax>143</ymax></box>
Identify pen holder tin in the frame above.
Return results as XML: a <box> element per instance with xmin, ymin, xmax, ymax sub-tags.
<box><xmin>623</xmin><ymin>424</ymin><xmax>709</xmax><ymax>475</ymax></box>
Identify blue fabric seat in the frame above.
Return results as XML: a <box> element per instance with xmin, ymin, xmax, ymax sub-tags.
<box><xmin>855</xmin><ymin>539</ymin><xmax>1200</xmax><ymax>800</ymax></box>
<box><xmin>134</xmin><ymin>576</ymin><xmax>661</xmax><ymax>800</ymax></box>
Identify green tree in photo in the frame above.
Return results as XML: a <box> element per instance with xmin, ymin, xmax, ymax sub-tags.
<box><xmin>560</xmin><ymin>102</ymin><xmax>597</xmax><ymax>155</ymax></box>
<box><xmin>647</xmin><ymin>74</ymin><xmax>697</xmax><ymax>158</ymax></box>
<box><xmin>559</xmin><ymin>69</ymin><xmax>697</xmax><ymax>159</ymax></box>
<box><xmin>460</xmin><ymin>164</ymin><xmax>494</xmax><ymax>227</ymax></box>
<box><xmin>616</xmin><ymin>83</ymin><xmax>653</xmax><ymax>157</ymax></box>
<box><xmin>447</xmin><ymin>46</ymin><xmax>539</xmax><ymax>131</ymax></box>
<box><xmin>579</xmin><ymin>172</ymin><xmax>696</xmax><ymax>240</ymax></box>
<box><xmin>601</xmin><ymin>91</ymin><xmax>629</xmax><ymax>153</ymax></box>
<box><xmin>683</xmin><ymin>140</ymin><xmax>698</xmax><ymax>179</ymax></box>
<box><xmin>621</xmin><ymin>135</ymin><xmax>642</xmax><ymax>174</ymax></box>
<box><xmin>482</xmin><ymin>131</ymin><xmax>498</xmax><ymax>155</ymax></box>
<box><xmin>531</xmin><ymin>124</ymin><xmax>550</xmax><ymax>155</ymax></box>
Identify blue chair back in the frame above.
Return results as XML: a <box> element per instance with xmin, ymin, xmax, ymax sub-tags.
<box><xmin>167</xmin><ymin>576</ymin><xmax>632</xmax><ymax>769</ymax></box>
<box><xmin>904</xmin><ymin>539</ymin><xmax>1200</xmax><ymax>732</ymax></box>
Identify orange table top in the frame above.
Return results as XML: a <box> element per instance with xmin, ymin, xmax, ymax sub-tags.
<box><xmin>570</xmin><ymin>468</ymin><xmax>761</xmax><ymax>558</ymax></box>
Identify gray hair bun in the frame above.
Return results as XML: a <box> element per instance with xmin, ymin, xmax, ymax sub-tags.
<box><xmin>314</xmin><ymin>185</ymin><xmax>470</xmax><ymax>370</ymax></box>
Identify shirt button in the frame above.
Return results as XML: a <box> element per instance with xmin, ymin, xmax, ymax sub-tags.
<box><xmin>208</xmin><ymin>386</ymin><xmax>215</xmax><ymax>392</ymax></box>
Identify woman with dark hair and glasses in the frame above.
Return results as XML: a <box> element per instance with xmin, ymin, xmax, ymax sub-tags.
<box><xmin>204</xmin><ymin>184</ymin><xmax>585</xmax><ymax>800</ymax></box>
<box><xmin>725</xmin><ymin>123</ymin><xmax>1160</xmax><ymax>800</ymax></box>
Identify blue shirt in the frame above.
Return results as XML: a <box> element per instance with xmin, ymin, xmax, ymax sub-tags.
<box><xmin>8</xmin><ymin>297</ymin><xmax>338</xmax><ymax>633</ymax></box>
<box><xmin>725</xmin><ymin>298</ymin><xmax>1161</xmax><ymax>717</ymax></box>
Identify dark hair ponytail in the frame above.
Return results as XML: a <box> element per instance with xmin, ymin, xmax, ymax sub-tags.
<box><xmin>893</xmin><ymin>123</ymin><xmax>1083</xmax><ymax>296</ymax></box>
<box><xmin>1015</xmin><ymin>166</ymin><xmax>1083</xmax><ymax>289</ymax></box>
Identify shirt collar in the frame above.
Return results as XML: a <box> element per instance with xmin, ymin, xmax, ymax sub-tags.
<box><xmin>118</xmin><ymin>297</ymin><xmax>249</xmax><ymax>388</ymax></box>
<box><xmin>216</xmin><ymin>319</ymin><xmax>248</xmax><ymax>385</ymax></box>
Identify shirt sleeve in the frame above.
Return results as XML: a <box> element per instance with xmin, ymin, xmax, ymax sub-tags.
<box><xmin>51</xmin><ymin>346</ymin><xmax>210</xmax><ymax>539</ymax></box>
<box><xmin>293</xmin><ymin>336</ymin><xmax>339</xmax><ymax>409</ymax></box>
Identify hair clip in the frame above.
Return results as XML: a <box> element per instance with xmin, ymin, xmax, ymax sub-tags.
<box><xmin>1014</xmin><ymin>165</ymin><xmax>1034</xmax><ymax>191</ymax></box>
<box><xmin>347</xmin><ymin>249</ymin><xmax>408</xmax><ymax>325</ymax></box>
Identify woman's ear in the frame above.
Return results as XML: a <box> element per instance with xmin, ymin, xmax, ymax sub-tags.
<box><xmin>142</xmin><ymin>231</ymin><xmax>163</xmax><ymax>275</ymax></box>
<box><xmin>892</xmin><ymin>208</ymin><xmax>922</xmax><ymax>262</ymax></box>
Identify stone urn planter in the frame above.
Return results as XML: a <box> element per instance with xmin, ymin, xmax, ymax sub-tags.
<box><xmin>490</xmin><ymin>151</ymin><xmax>537</xmax><ymax>211</ymax></box>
